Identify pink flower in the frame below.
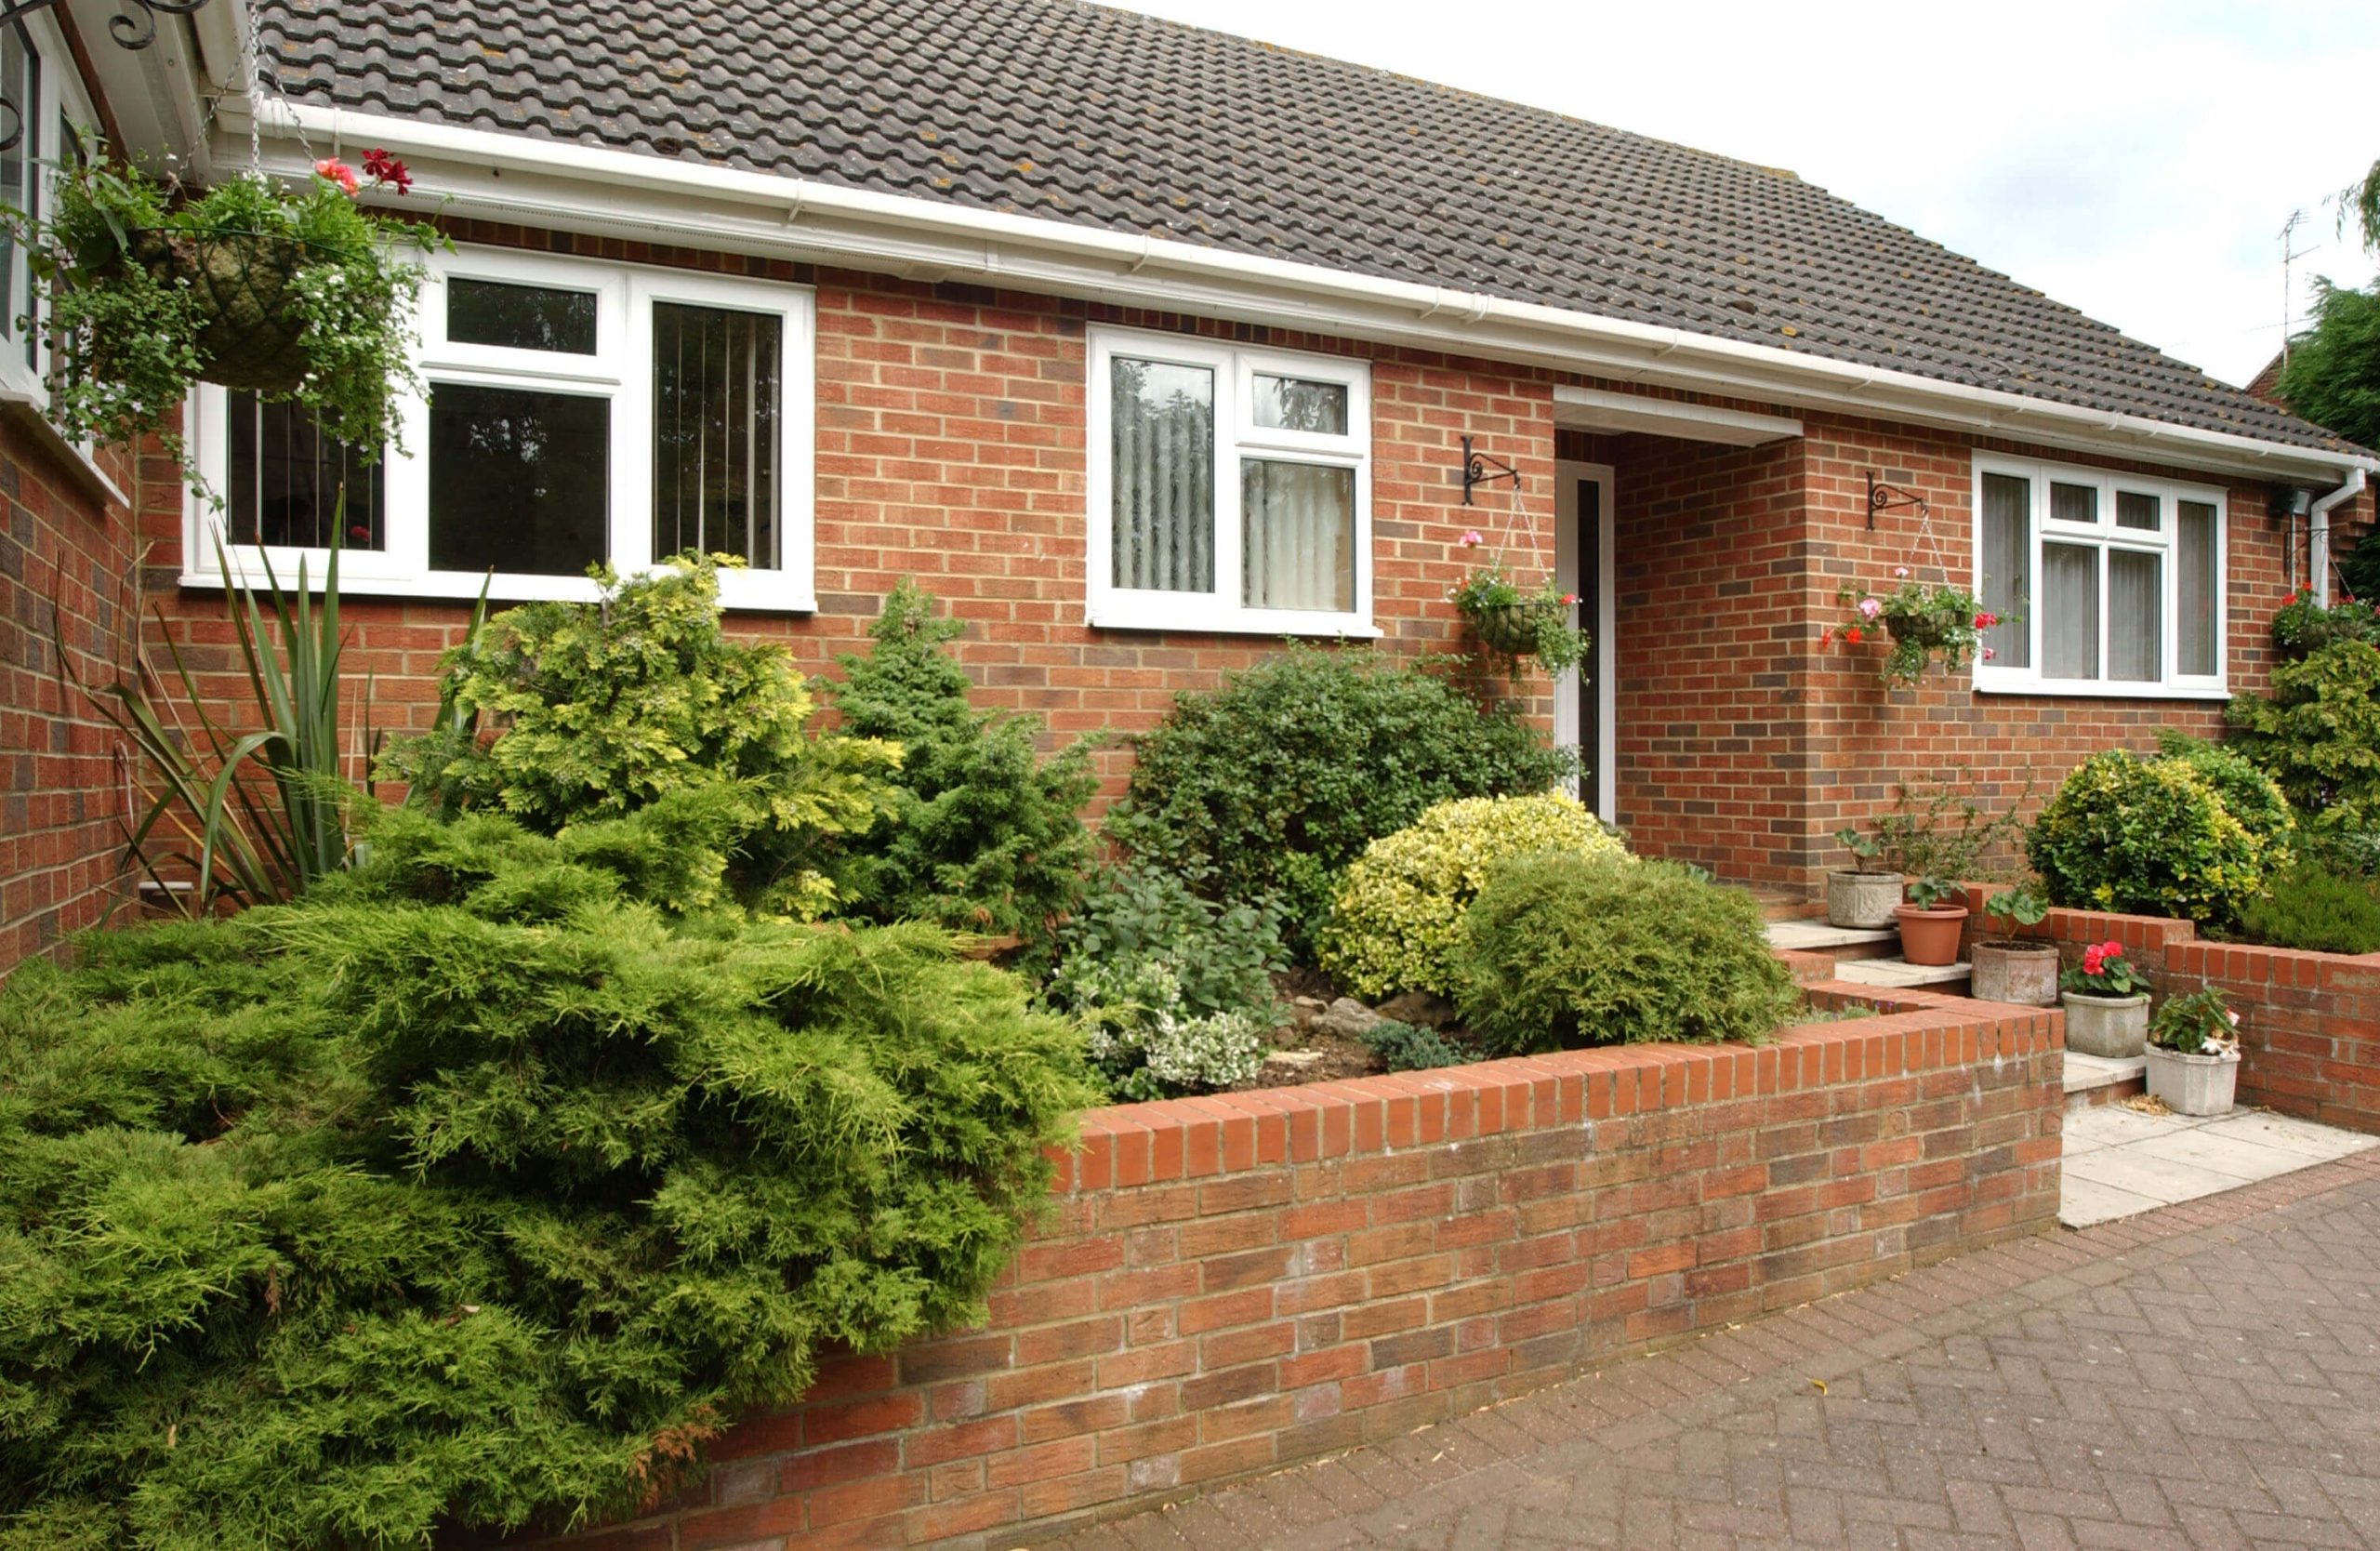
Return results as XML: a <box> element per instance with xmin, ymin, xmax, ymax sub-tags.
<box><xmin>1560</xmin><ymin>592</ymin><xmax>1578</xmax><ymax>606</ymax></box>
<box><xmin>1892</xmin><ymin>565</ymin><xmax>1910</xmax><ymax>578</ymax></box>
<box><xmin>313</xmin><ymin>157</ymin><xmax>360</xmax><ymax>195</ymax></box>
<box><xmin>1857</xmin><ymin>597</ymin><xmax>1882</xmax><ymax>620</ymax></box>
<box><xmin>1458</xmin><ymin>530</ymin><xmax>1483</xmax><ymax>548</ymax></box>
<box><xmin>2226</xmin><ymin>1010</ymin><xmax>2241</xmax><ymax>1026</ymax></box>
<box><xmin>1981</xmin><ymin>646</ymin><xmax>1995</xmax><ymax>661</ymax></box>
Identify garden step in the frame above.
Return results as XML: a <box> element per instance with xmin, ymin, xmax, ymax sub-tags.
<box><xmin>1831</xmin><ymin>956</ymin><xmax>1972</xmax><ymax>991</ymax></box>
<box><xmin>1745</xmin><ymin>888</ymin><xmax>1820</xmax><ymax>923</ymax></box>
<box><xmin>1765</xmin><ymin>920</ymin><xmax>1901</xmax><ymax>957</ymax></box>
<box><xmin>2063</xmin><ymin>1052</ymin><xmax>2147</xmax><ymax>1112</ymax></box>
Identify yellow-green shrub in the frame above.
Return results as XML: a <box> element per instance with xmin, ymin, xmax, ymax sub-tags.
<box><xmin>1316</xmin><ymin>791</ymin><xmax>1626</xmax><ymax>998</ymax></box>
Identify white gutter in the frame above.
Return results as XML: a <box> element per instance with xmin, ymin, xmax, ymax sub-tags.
<box><xmin>247</xmin><ymin>99</ymin><xmax>2376</xmax><ymax>486</ymax></box>
<box><xmin>2310</xmin><ymin>468</ymin><xmax>2368</xmax><ymax>604</ymax></box>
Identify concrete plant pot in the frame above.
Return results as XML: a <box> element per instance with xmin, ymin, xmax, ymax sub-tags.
<box><xmin>1893</xmin><ymin>903</ymin><xmax>1968</xmax><ymax>966</ymax></box>
<box><xmin>1970</xmin><ymin>941</ymin><xmax>2059</xmax><ymax>1006</ymax></box>
<box><xmin>2061</xmin><ymin>992</ymin><xmax>2149</xmax><ymax>1059</ymax></box>
<box><xmin>1827</xmin><ymin>870</ymin><xmax>1903</xmax><ymax>929</ymax></box>
<box><xmin>2144</xmin><ymin>1044</ymin><xmax>2240</xmax><ymax>1117</ymax></box>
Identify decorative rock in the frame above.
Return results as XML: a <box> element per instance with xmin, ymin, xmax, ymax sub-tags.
<box><xmin>1312</xmin><ymin>997</ymin><xmax>1383</xmax><ymax>1041</ymax></box>
<box><xmin>1287</xmin><ymin>996</ymin><xmax>1328</xmax><ymax>1033</ymax></box>
<box><xmin>1262</xmin><ymin>1049</ymin><xmax>1327</xmax><ymax>1072</ymax></box>
<box><xmin>1372</xmin><ymin>990</ymin><xmax>1457</xmax><ymax>1029</ymax></box>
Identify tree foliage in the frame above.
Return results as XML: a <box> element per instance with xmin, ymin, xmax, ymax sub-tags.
<box><xmin>2277</xmin><ymin>278</ymin><xmax>2380</xmax><ymax>458</ymax></box>
<box><xmin>0</xmin><ymin>804</ymin><xmax>1093</xmax><ymax>1551</ymax></box>
<box><xmin>829</xmin><ymin>582</ymin><xmax>1097</xmax><ymax>945</ymax></box>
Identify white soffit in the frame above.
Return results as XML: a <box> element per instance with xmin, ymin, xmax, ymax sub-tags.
<box><xmin>1553</xmin><ymin>386</ymin><xmax>1803</xmax><ymax>445</ymax></box>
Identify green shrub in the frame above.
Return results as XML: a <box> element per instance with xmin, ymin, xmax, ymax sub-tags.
<box><xmin>2227</xmin><ymin>640</ymin><xmax>2380</xmax><ymax>832</ymax></box>
<box><xmin>1042</xmin><ymin>860</ymin><xmax>1285</xmax><ymax>1099</ymax></box>
<box><xmin>828</xmin><ymin>582</ymin><xmax>1097</xmax><ymax>947</ymax></box>
<box><xmin>1317</xmin><ymin>791</ymin><xmax>1628</xmax><ymax>1000</ymax></box>
<box><xmin>1450</xmin><ymin>852</ymin><xmax>1797</xmax><ymax>1055</ymax></box>
<box><xmin>1357</xmin><ymin>1019</ymin><xmax>1469</xmax><ymax>1072</ymax></box>
<box><xmin>379</xmin><ymin>556</ymin><xmax>899</xmax><ymax>917</ymax></box>
<box><xmin>1107</xmin><ymin>646</ymin><xmax>1575</xmax><ymax>945</ymax></box>
<box><xmin>0</xmin><ymin>805</ymin><xmax>1094</xmax><ymax>1551</ymax></box>
<box><xmin>2236</xmin><ymin>861</ymin><xmax>2380</xmax><ymax>954</ymax></box>
<box><xmin>2028</xmin><ymin>749</ymin><xmax>2265</xmax><ymax>925</ymax></box>
<box><xmin>2154</xmin><ymin>731</ymin><xmax>2295</xmax><ymax>874</ymax></box>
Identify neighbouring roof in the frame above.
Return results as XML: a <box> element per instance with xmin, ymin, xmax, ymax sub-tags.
<box><xmin>258</xmin><ymin>0</ymin><xmax>2360</xmax><ymax>457</ymax></box>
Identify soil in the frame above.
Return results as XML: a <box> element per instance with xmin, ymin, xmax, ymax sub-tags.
<box><xmin>1228</xmin><ymin>967</ymin><xmax>1495</xmax><ymax>1092</ymax></box>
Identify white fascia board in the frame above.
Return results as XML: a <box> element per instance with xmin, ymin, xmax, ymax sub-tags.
<box><xmin>1554</xmin><ymin>385</ymin><xmax>1803</xmax><ymax>445</ymax></box>
<box><xmin>246</xmin><ymin>100</ymin><xmax>2377</xmax><ymax>488</ymax></box>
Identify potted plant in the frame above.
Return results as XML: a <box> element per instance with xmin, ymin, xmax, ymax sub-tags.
<box><xmin>2144</xmin><ymin>987</ymin><xmax>2242</xmax><ymax>1117</ymax></box>
<box><xmin>1449</xmin><ymin>529</ymin><xmax>1588</xmax><ymax>674</ymax></box>
<box><xmin>1970</xmin><ymin>882</ymin><xmax>2057</xmax><ymax>1005</ymax></box>
<box><xmin>6</xmin><ymin>142</ymin><xmax>442</xmax><ymax>479</ymax></box>
<box><xmin>1826</xmin><ymin>824</ymin><xmax>1903</xmax><ymax>929</ymax></box>
<box><xmin>2059</xmin><ymin>938</ymin><xmax>2150</xmax><ymax>1058</ymax></box>
<box><xmin>1894</xmin><ymin>873</ymin><xmax>1969</xmax><ymax>965</ymax></box>
<box><xmin>1825</xmin><ymin>566</ymin><xmax>2002</xmax><ymax>685</ymax></box>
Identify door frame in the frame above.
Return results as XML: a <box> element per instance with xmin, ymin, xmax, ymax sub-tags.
<box><xmin>1554</xmin><ymin>460</ymin><xmax>1617</xmax><ymax>822</ymax></box>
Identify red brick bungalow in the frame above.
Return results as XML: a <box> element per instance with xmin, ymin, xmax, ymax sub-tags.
<box><xmin>3</xmin><ymin>0</ymin><xmax>2373</xmax><ymax>971</ymax></box>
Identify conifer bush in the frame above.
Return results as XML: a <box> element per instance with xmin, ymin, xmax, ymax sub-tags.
<box><xmin>0</xmin><ymin>805</ymin><xmax>1094</xmax><ymax>1551</ymax></box>
<box><xmin>830</xmin><ymin>581</ymin><xmax>1097</xmax><ymax>947</ymax></box>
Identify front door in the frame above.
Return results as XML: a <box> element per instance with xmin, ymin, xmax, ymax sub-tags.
<box><xmin>1554</xmin><ymin>461</ymin><xmax>1615</xmax><ymax>821</ymax></box>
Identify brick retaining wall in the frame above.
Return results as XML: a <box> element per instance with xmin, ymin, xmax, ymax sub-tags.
<box><xmin>527</xmin><ymin>990</ymin><xmax>2062</xmax><ymax>1550</ymax></box>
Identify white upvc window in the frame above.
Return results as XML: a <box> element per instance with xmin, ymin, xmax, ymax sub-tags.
<box><xmin>1971</xmin><ymin>454</ymin><xmax>2227</xmax><ymax>698</ymax></box>
<box><xmin>189</xmin><ymin>245</ymin><xmax>816</xmax><ymax>612</ymax></box>
<box><xmin>1085</xmin><ymin>326</ymin><xmax>1374</xmax><ymax>635</ymax></box>
<box><xmin>0</xmin><ymin>17</ymin><xmax>99</xmax><ymax>405</ymax></box>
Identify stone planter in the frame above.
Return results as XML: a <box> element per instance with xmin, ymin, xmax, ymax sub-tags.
<box><xmin>1894</xmin><ymin>903</ymin><xmax>1968</xmax><ymax>966</ymax></box>
<box><xmin>1970</xmin><ymin>941</ymin><xmax>2059</xmax><ymax>1006</ymax></box>
<box><xmin>2144</xmin><ymin>1044</ymin><xmax>2241</xmax><ymax>1117</ymax></box>
<box><xmin>1826</xmin><ymin>869</ymin><xmax>1903</xmax><ymax>930</ymax></box>
<box><xmin>2061</xmin><ymin>992</ymin><xmax>2149</xmax><ymax>1059</ymax></box>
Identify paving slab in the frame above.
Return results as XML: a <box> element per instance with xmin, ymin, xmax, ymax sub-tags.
<box><xmin>2058</xmin><ymin>1098</ymin><xmax>2376</xmax><ymax>1227</ymax></box>
<box><xmin>2056</xmin><ymin>1173</ymin><xmax>2163</xmax><ymax>1227</ymax></box>
<box><xmin>1830</xmin><ymin>957</ymin><xmax>1971</xmax><ymax>989</ymax></box>
<box><xmin>2059</xmin><ymin>1051</ymin><xmax>2144</xmax><ymax>1097</ymax></box>
<box><xmin>1764</xmin><ymin>920</ymin><xmax>1897</xmax><ymax>952</ymax></box>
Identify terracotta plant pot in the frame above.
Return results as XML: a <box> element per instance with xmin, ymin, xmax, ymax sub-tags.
<box><xmin>1893</xmin><ymin>903</ymin><xmax>1968</xmax><ymax>966</ymax></box>
<box><xmin>1826</xmin><ymin>869</ymin><xmax>1903</xmax><ymax>930</ymax></box>
<box><xmin>2144</xmin><ymin>1044</ymin><xmax>2240</xmax><ymax>1117</ymax></box>
<box><xmin>2061</xmin><ymin>992</ymin><xmax>2149</xmax><ymax>1059</ymax></box>
<box><xmin>1969</xmin><ymin>940</ymin><xmax>2059</xmax><ymax>1006</ymax></box>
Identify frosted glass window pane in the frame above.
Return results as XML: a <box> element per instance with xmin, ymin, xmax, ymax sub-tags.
<box><xmin>2043</xmin><ymin>542</ymin><xmax>2099</xmax><ymax>680</ymax></box>
<box><xmin>1110</xmin><ymin>358</ymin><xmax>1215</xmax><ymax>593</ymax></box>
<box><xmin>1979</xmin><ymin>472</ymin><xmax>2030</xmax><ymax>669</ymax></box>
<box><xmin>1241</xmin><ymin>459</ymin><xmax>1354</xmax><ymax>611</ymax></box>
<box><xmin>2177</xmin><ymin>500</ymin><xmax>2219</xmax><ymax>677</ymax></box>
<box><xmin>2109</xmin><ymin>550</ymin><xmax>2162</xmax><ymax>683</ymax></box>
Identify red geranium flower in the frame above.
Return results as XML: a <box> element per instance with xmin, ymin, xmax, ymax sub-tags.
<box><xmin>312</xmin><ymin>157</ymin><xmax>360</xmax><ymax>195</ymax></box>
<box><xmin>1845</xmin><ymin>626</ymin><xmax>1862</xmax><ymax>643</ymax></box>
<box><xmin>361</xmin><ymin>147</ymin><xmax>414</xmax><ymax>195</ymax></box>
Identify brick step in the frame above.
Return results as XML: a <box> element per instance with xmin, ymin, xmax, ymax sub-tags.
<box><xmin>1744</xmin><ymin>887</ymin><xmax>1820</xmax><ymax>923</ymax></box>
<box><xmin>2064</xmin><ymin>1052</ymin><xmax>2147</xmax><ymax>1112</ymax></box>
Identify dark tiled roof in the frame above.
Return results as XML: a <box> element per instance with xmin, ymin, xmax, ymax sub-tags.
<box><xmin>258</xmin><ymin>0</ymin><xmax>2360</xmax><ymax>457</ymax></box>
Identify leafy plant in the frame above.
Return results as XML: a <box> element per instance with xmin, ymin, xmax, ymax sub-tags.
<box><xmin>1448</xmin><ymin>527</ymin><xmax>1588</xmax><ymax>674</ymax></box>
<box><xmin>1357</xmin><ymin>1019</ymin><xmax>1468</xmax><ymax>1072</ymax></box>
<box><xmin>2028</xmin><ymin>750</ymin><xmax>2265</xmax><ymax>926</ymax></box>
<box><xmin>2149</xmin><ymin>986</ymin><xmax>2241</xmax><ymax>1056</ymax></box>
<box><xmin>380</xmin><ymin>555</ymin><xmax>899</xmax><ymax>917</ymax></box>
<box><xmin>1826</xmin><ymin>573</ymin><xmax>1998</xmax><ymax>684</ymax></box>
<box><xmin>828</xmin><ymin>581</ymin><xmax>1096</xmax><ymax>948</ymax></box>
<box><xmin>1048</xmin><ymin>953</ymin><xmax>1265</xmax><ymax>1101</ymax></box>
<box><xmin>1450</xmin><ymin>851</ymin><xmax>1797</xmax><ymax>1055</ymax></box>
<box><xmin>1904</xmin><ymin>873</ymin><xmax>1962</xmax><ymax>910</ymax></box>
<box><xmin>2269</xmin><ymin>586</ymin><xmax>2380</xmax><ymax>660</ymax></box>
<box><xmin>1979</xmin><ymin>882</ymin><xmax>2049</xmax><ymax>945</ymax></box>
<box><xmin>1831</xmin><ymin>825</ymin><xmax>1892</xmax><ymax>873</ymax></box>
<box><xmin>2236</xmin><ymin>861</ymin><xmax>2380</xmax><ymax>954</ymax></box>
<box><xmin>2227</xmin><ymin>640</ymin><xmax>2380</xmax><ymax>832</ymax></box>
<box><xmin>1106</xmin><ymin>645</ymin><xmax>1575</xmax><ymax>947</ymax></box>
<box><xmin>2061</xmin><ymin>938</ymin><xmax>2149</xmax><ymax>999</ymax></box>
<box><xmin>2152</xmin><ymin>731</ymin><xmax>2296</xmax><ymax>876</ymax></box>
<box><xmin>5</xmin><ymin>146</ymin><xmax>442</xmax><ymax>476</ymax></box>
<box><xmin>1856</xmin><ymin>770</ymin><xmax>2027</xmax><ymax>883</ymax></box>
<box><xmin>0</xmin><ymin>802</ymin><xmax>1095</xmax><ymax>1551</ymax></box>
<box><xmin>1317</xmin><ymin>790</ymin><xmax>1629</xmax><ymax>1000</ymax></box>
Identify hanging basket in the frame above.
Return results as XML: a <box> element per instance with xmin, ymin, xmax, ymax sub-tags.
<box><xmin>1468</xmin><ymin>603</ymin><xmax>1538</xmax><ymax>656</ymax></box>
<box><xmin>122</xmin><ymin>229</ymin><xmax>316</xmax><ymax>393</ymax></box>
<box><xmin>1884</xmin><ymin>608</ymin><xmax>1956</xmax><ymax>650</ymax></box>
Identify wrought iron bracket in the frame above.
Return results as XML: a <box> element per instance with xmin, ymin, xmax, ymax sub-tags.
<box><xmin>0</xmin><ymin>0</ymin><xmax>215</xmax><ymax>151</ymax></box>
<box><xmin>1461</xmin><ymin>435</ymin><xmax>1522</xmax><ymax>506</ymax></box>
<box><xmin>1865</xmin><ymin>470</ymin><xmax>1930</xmax><ymax>532</ymax></box>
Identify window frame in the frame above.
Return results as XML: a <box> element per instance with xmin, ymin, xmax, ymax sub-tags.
<box><xmin>1084</xmin><ymin>325</ymin><xmax>1375</xmax><ymax>636</ymax></box>
<box><xmin>187</xmin><ymin>245</ymin><xmax>817</xmax><ymax>612</ymax></box>
<box><xmin>1970</xmin><ymin>453</ymin><xmax>2228</xmax><ymax>699</ymax></box>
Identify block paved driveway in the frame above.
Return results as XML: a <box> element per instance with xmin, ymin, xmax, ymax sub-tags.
<box><xmin>1040</xmin><ymin>1151</ymin><xmax>2380</xmax><ymax>1551</ymax></box>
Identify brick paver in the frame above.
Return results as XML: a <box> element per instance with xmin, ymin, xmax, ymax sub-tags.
<box><xmin>1038</xmin><ymin>1151</ymin><xmax>2380</xmax><ymax>1551</ymax></box>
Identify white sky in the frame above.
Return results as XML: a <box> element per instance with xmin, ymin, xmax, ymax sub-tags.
<box><xmin>1109</xmin><ymin>0</ymin><xmax>2380</xmax><ymax>389</ymax></box>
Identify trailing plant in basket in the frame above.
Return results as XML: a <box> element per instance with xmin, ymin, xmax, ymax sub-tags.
<box><xmin>1449</xmin><ymin>528</ymin><xmax>1587</xmax><ymax>674</ymax></box>
<box><xmin>6</xmin><ymin>142</ymin><xmax>442</xmax><ymax>472</ymax></box>
<box><xmin>1826</xmin><ymin>567</ymin><xmax>1998</xmax><ymax>684</ymax></box>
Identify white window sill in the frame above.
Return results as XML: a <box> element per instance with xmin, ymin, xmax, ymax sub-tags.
<box><xmin>178</xmin><ymin>565</ymin><xmax>817</xmax><ymax>616</ymax></box>
<box><xmin>1971</xmin><ymin>675</ymin><xmax>2229</xmax><ymax>702</ymax></box>
<box><xmin>1087</xmin><ymin>603</ymin><xmax>1382</xmax><ymax>640</ymax></box>
<box><xmin>0</xmin><ymin>393</ymin><xmax>130</xmax><ymax>509</ymax></box>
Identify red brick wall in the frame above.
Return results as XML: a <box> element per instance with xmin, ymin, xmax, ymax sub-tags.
<box><xmin>514</xmin><ymin>997</ymin><xmax>2060</xmax><ymax>1550</ymax></box>
<box><xmin>0</xmin><ymin>419</ymin><xmax>140</xmax><ymax>973</ymax></box>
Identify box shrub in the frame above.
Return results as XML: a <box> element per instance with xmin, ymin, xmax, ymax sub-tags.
<box><xmin>1450</xmin><ymin>852</ymin><xmax>1797</xmax><ymax>1055</ymax></box>
<box><xmin>2236</xmin><ymin>860</ymin><xmax>2380</xmax><ymax>954</ymax></box>
<box><xmin>2153</xmin><ymin>731</ymin><xmax>2295</xmax><ymax>873</ymax></box>
<box><xmin>2226</xmin><ymin>639</ymin><xmax>2380</xmax><ymax>832</ymax></box>
<box><xmin>2028</xmin><ymin>749</ymin><xmax>2265</xmax><ymax>926</ymax></box>
<box><xmin>1316</xmin><ymin>791</ymin><xmax>1627</xmax><ymax>1000</ymax></box>
<box><xmin>0</xmin><ymin>805</ymin><xmax>1093</xmax><ymax>1551</ymax></box>
<box><xmin>829</xmin><ymin>581</ymin><xmax>1097</xmax><ymax>948</ymax></box>
<box><xmin>1106</xmin><ymin>646</ymin><xmax>1575</xmax><ymax>946</ymax></box>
